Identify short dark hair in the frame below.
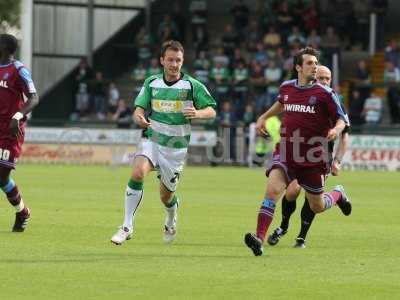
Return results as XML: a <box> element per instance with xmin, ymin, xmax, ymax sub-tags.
<box><xmin>0</xmin><ymin>34</ymin><xmax>18</xmax><ymax>55</ymax></box>
<box><xmin>160</xmin><ymin>40</ymin><xmax>184</xmax><ymax>57</ymax></box>
<box><xmin>293</xmin><ymin>47</ymin><xmax>319</xmax><ymax>68</ymax></box>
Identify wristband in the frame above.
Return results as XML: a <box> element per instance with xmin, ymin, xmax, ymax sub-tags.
<box><xmin>12</xmin><ymin>112</ymin><xmax>24</xmax><ymax>121</ymax></box>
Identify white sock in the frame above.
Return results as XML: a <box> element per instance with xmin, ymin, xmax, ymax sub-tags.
<box><xmin>165</xmin><ymin>202</ymin><xmax>178</xmax><ymax>228</ymax></box>
<box><xmin>123</xmin><ymin>186</ymin><xmax>143</xmax><ymax>229</ymax></box>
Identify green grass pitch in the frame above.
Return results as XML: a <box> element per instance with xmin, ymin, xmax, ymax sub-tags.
<box><xmin>0</xmin><ymin>165</ymin><xmax>399</xmax><ymax>299</ymax></box>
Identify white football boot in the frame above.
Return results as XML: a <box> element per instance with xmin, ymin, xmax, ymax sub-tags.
<box><xmin>111</xmin><ymin>226</ymin><xmax>133</xmax><ymax>245</ymax></box>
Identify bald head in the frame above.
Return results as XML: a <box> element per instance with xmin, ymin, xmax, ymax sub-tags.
<box><xmin>316</xmin><ymin>65</ymin><xmax>331</xmax><ymax>87</ymax></box>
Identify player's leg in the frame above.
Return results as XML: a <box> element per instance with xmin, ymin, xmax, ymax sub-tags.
<box><xmin>159</xmin><ymin>182</ymin><xmax>178</xmax><ymax>243</ymax></box>
<box><xmin>281</xmin><ymin>181</ymin><xmax>301</xmax><ymax>231</ymax></box>
<box><xmin>294</xmin><ymin>198</ymin><xmax>315</xmax><ymax>248</ymax></box>
<box><xmin>111</xmin><ymin>155</ymin><xmax>153</xmax><ymax>245</ymax></box>
<box><xmin>0</xmin><ymin>166</ymin><xmax>31</xmax><ymax>232</ymax></box>
<box><xmin>305</xmin><ymin>186</ymin><xmax>352</xmax><ymax>215</ymax></box>
<box><xmin>299</xmin><ymin>172</ymin><xmax>351</xmax><ymax>215</ymax></box>
<box><xmin>157</xmin><ymin>148</ymin><xmax>185</xmax><ymax>244</ymax></box>
<box><xmin>268</xmin><ymin>180</ymin><xmax>301</xmax><ymax>245</ymax></box>
<box><xmin>244</xmin><ymin>167</ymin><xmax>288</xmax><ymax>256</ymax></box>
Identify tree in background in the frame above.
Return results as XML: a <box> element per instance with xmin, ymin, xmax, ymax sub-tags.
<box><xmin>0</xmin><ymin>0</ymin><xmax>21</xmax><ymax>33</ymax></box>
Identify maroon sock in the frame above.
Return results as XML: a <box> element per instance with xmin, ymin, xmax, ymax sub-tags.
<box><xmin>6</xmin><ymin>185</ymin><xmax>22</xmax><ymax>206</ymax></box>
<box><xmin>256</xmin><ymin>199</ymin><xmax>276</xmax><ymax>241</ymax></box>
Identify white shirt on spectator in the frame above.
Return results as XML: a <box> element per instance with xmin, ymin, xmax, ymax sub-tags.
<box><xmin>363</xmin><ymin>96</ymin><xmax>382</xmax><ymax>123</ymax></box>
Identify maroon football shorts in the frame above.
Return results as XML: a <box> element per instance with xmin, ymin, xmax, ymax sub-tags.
<box><xmin>0</xmin><ymin>126</ymin><xmax>25</xmax><ymax>169</ymax></box>
<box><xmin>266</xmin><ymin>148</ymin><xmax>328</xmax><ymax>195</ymax></box>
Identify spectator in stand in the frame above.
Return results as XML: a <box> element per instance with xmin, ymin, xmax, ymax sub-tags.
<box><xmin>303</xmin><ymin>3</ymin><xmax>320</xmax><ymax>33</ymax></box>
<box><xmin>230</xmin><ymin>0</ymin><xmax>250</xmax><ymax>36</ymax></box>
<box><xmin>91</xmin><ymin>71</ymin><xmax>108</xmax><ymax>120</ymax></box>
<box><xmin>210</xmin><ymin>61</ymin><xmax>231</xmax><ymax>107</ymax></box>
<box><xmin>241</xmin><ymin>103</ymin><xmax>256</xmax><ymax>127</ymax></box>
<box><xmin>264</xmin><ymin>60</ymin><xmax>282</xmax><ymax>104</ymax></box>
<box><xmin>362</xmin><ymin>91</ymin><xmax>383</xmax><ymax>125</ymax></box>
<box><xmin>135</xmin><ymin>26</ymin><xmax>153</xmax><ymax>64</ymax></box>
<box><xmin>253</xmin><ymin>42</ymin><xmax>268</xmax><ymax>67</ymax></box>
<box><xmin>249</xmin><ymin>62</ymin><xmax>267</xmax><ymax>115</ymax></box>
<box><xmin>193</xmin><ymin>50</ymin><xmax>211</xmax><ymax>84</ymax></box>
<box><xmin>131</xmin><ymin>62</ymin><xmax>147</xmax><ymax>97</ymax></box>
<box><xmin>276</xmin><ymin>1</ymin><xmax>294</xmax><ymax>39</ymax></box>
<box><xmin>287</xmin><ymin>25</ymin><xmax>306</xmax><ymax>47</ymax></box>
<box><xmin>232</xmin><ymin>60</ymin><xmax>250</xmax><ymax>117</ymax></box>
<box><xmin>193</xmin><ymin>24</ymin><xmax>209</xmax><ymax>54</ymax></box>
<box><xmin>321</xmin><ymin>26</ymin><xmax>341</xmax><ymax>68</ymax></box>
<box><xmin>112</xmin><ymin>99</ymin><xmax>132</xmax><ymax>129</ymax></box>
<box><xmin>75</xmin><ymin>82</ymin><xmax>90</xmax><ymax>119</ymax></box>
<box><xmin>221</xmin><ymin>24</ymin><xmax>239</xmax><ymax>57</ymax></box>
<box><xmin>348</xmin><ymin>89</ymin><xmax>365</xmax><ymax>125</ymax></box>
<box><xmin>212</xmin><ymin>47</ymin><xmax>230</xmax><ymax>67</ymax></box>
<box><xmin>108</xmin><ymin>82</ymin><xmax>120</xmax><ymax>115</ymax></box>
<box><xmin>146</xmin><ymin>58</ymin><xmax>162</xmax><ymax>77</ymax></box>
<box><xmin>383</xmin><ymin>61</ymin><xmax>400</xmax><ymax>124</ymax></box>
<box><xmin>172</xmin><ymin>2</ymin><xmax>186</xmax><ymax>42</ymax></box>
<box><xmin>306</xmin><ymin>29</ymin><xmax>321</xmax><ymax>48</ymax></box>
<box><xmin>263</xmin><ymin>26</ymin><xmax>282</xmax><ymax>49</ymax></box>
<box><xmin>292</xmin><ymin>0</ymin><xmax>306</xmax><ymax>28</ymax></box>
<box><xmin>190</xmin><ymin>0</ymin><xmax>208</xmax><ymax>42</ymax></box>
<box><xmin>73</xmin><ymin>58</ymin><xmax>93</xmax><ymax>119</ymax></box>
<box><xmin>232</xmin><ymin>47</ymin><xmax>249</xmax><ymax>68</ymax></box>
<box><xmin>75</xmin><ymin>58</ymin><xmax>93</xmax><ymax>88</ymax></box>
<box><xmin>354</xmin><ymin>59</ymin><xmax>372</xmax><ymax>103</ymax></box>
<box><xmin>385</xmin><ymin>39</ymin><xmax>400</xmax><ymax>68</ymax></box>
<box><xmin>269</xmin><ymin>47</ymin><xmax>285</xmax><ymax>69</ymax></box>
<box><xmin>157</xmin><ymin>15</ymin><xmax>179</xmax><ymax>42</ymax></box>
<box><xmin>247</xmin><ymin>19</ymin><xmax>263</xmax><ymax>52</ymax></box>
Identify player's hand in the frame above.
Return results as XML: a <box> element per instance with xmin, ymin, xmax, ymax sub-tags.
<box><xmin>136</xmin><ymin>115</ymin><xmax>151</xmax><ymax>128</ymax></box>
<box><xmin>326</xmin><ymin>128</ymin><xmax>337</xmax><ymax>141</ymax></box>
<box><xmin>9</xmin><ymin>119</ymin><xmax>22</xmax><ymax>137</ymax></box>
<box><xmin>256</xmin><ymin>117</ymin><xmax>268</xmax><ymax>137</ymax></box>
<box><xmin>331</xmin><ymin>159</ymin><xmax>341</xmax><ymax>176</ymax></box>
<box><xmin>182</xmin><ymin>107</ymin><xmax>198</xmax><ymax>119</ymax></box>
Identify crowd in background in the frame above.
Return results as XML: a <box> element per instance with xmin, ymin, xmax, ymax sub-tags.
<box><xmin>72</xmin><ymin>0</ymin><xmax>399</xmax><ymax>129</ymax></box>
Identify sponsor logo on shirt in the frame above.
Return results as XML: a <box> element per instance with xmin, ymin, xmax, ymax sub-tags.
<box><xmin>152</xmin><ymin>99</ymin><xmax>184</xmax><ymax>113</ymax></box>
<box><xmin>308</xmin><ymin>96</ymin><xmax>317</xmax><ymax>105</ymax></box>
<box><xmin>178</xmin><ymin>90</ymin><xmax>188</xmax><ymax>100</ymax></box>
<box><xmin>284</xmin><ymin>95</ymin><xmax>289</xmax><ymax>102</ymax></box>
<box><xmin>284</xmin><ymin>104</ymin><xmax>315</xmax><ymax>114</ymax></box>
<box><xmin>0</xmin><ymin>80</ymin><xmax>8</xmax><ymax>88</ymax></box>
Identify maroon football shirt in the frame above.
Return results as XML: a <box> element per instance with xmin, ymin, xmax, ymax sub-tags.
<box><xmin>0</xmin><ymin>60</ymin><xmax>36</xmax><ymax>125</ymax></box>
<box><xmin>277</xmin><ymin>79</ymin><xmax>346</xmax><ymax>169</ymax></box>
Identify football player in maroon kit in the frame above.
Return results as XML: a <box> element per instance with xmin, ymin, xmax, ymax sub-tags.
<box><xmin>0</xmin><ymin>34</ymin><xmax>39</xmax><ymax>232</ymax></box>
<box><xmin>244</xmin><ymin>47</ymin><xmax>351</xmax><ymax>256</ymax></box>
<box><xmin>267</xmin><ymin>65</ymin><xmax>351</xmax><ymax>249</ymax></box>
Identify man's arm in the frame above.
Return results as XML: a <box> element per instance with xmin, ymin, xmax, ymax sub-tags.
<box><xmin>256</xmin><ymin>101</ymin><xmax>284</xmax><ymax>136</ymax></box>
<box><xmin>186</xmin><ymin>80</ymin><xmax>217</xmax><ymax>120</ymax></box>
<box><xmin>183</xmin><ymin>106</ymin><xmax>216</xmax><ymax>119</ymax></box>
<box><xmin>10</xmin><ymin>93</ymin><xmax>40</xmax><ymax>137</ymax></box>
<box><xmin>331</xmin><ymin>132</ymin><xmax>349</xmax><ymax>176</ymax></box>
<box><xmin>327</xmin><ymin>118</ymin><xmax>346</xmax><ymax>141</ymax></box>
<box><xmin>133</xmin><ymin>107</ymin><xmax>151</xmax><ymax>128</ymax></box>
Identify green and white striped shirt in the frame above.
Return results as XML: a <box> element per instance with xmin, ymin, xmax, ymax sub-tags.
<box><xmin>134</xmin><ymin>73</ymin><xmax>216</xmax><ymax>149</ymax></box>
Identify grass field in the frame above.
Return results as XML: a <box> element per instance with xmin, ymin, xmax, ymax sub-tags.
<box><xmin>0</xmin><ymin>165</ymin><xmax>399</xmax><ymax>299</ymax></box>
